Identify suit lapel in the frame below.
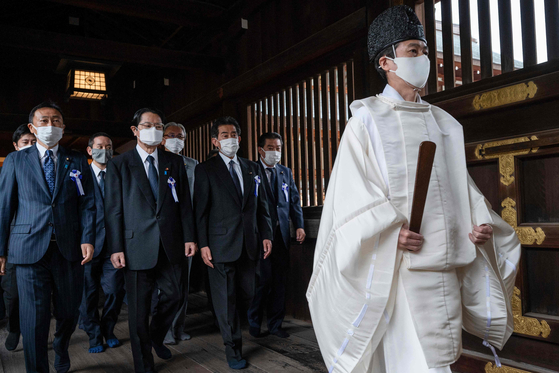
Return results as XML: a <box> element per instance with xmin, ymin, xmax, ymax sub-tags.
<box><xmin>240</xmin><ymin>158</ymin><xmax>253</xmax><ymax>209</ymax></box>
<box><xmin>24</xmin><ymin>146</ymin><xmax>51</xmax><ymax>198</ymax></box>
<box><xmin>277</xmin><ymin>167</ymin><xmax>285</xmax><ymax>202</ymax></box>
<box><xmin>157</xmin><ymin>149</ymin><xmax>171</xmax><ymax>214</ymax></box>
<box><xmin>130</xmin><ymin>149</ymin><xmax>156</xmax><ymax>211</ymax></box>
<box><xmin>213</xmin><ymin>156</ymin><xmax>242</xmax><ymax>207</ymax></box>
<box><xmin>53</xmin><ymin>147</ymin><xmax>71</xmax><ymax>201</ymax></box>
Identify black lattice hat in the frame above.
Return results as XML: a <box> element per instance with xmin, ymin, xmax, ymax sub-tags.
<box><xmin>367</xmin><ymin>5</ymin><xmax>427</xmax><ymax>63</ymax></box>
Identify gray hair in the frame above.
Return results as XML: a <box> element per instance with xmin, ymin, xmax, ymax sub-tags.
<box><xmin>164</xmin><ymin>122</ymin><xmax>186</xmax><ymax>135</ymax></box>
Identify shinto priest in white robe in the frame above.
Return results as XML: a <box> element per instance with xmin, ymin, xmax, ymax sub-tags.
<box><xmin>306</xmin><ymin>85</ymin><xmax>521</xmax><ymax>372</ymax></box>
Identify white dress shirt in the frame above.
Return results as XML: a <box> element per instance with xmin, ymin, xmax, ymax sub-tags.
<box><xmin>352</xmin><ymin>84</ymin><xmax>424</xmax><ymax>190</ymax></box>
<box><xmin>36</xmin><ymin>142</ymin><xmax>59</xmax><ymax>172</ymax></box>
<box><xmin>90</xmin><ymin>162</ymin><xmax>106</xmax><ymax>186</ymax></box>
<box><xmin>219</xmin><ymin>151</ymin><xmax>244</xmax><ymax>195</ymax></box>
<box><xmin>136</xmin><ymin>144</ymin><xmax>159</xmax><ymax>178</ymax></box>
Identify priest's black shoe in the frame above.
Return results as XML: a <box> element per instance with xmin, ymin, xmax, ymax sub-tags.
<box><xmin>152</xmin><ymin>342</ymin><xmax>172</xmax><ymax>360</ymax></box>
<box><xmin>5</xmin><ymin>331</ymin><xmax>20</xmax><ymax>351</ymax></box>
<box><xmin>270</xmin><ymin>328</ymin><xmax>289</xmax><ymax>338</ymax></box>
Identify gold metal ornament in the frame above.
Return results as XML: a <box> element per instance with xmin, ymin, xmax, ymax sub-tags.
<box><xmin>501</xmin><ymin>198</ymin><xmax>546</xmax><ymax>245</ymax></box>
<box><xmin>473</xmin><ymin>81</ymin><xmax>538</xmax><ymax>111</ymax></box>
<box><xmin>474</xmin><ymin>136</ymin><xmax>539</xmax><ymax>186</ymax></box>
<box><xmin>512</xmin><ymin>287</ymin><xmax>551</xmax><ymax>338</ymax></box>
<box><xmin>485</xmin><ymin>362</ymin><xmax>531</xmax><ymax>373</ymax></box>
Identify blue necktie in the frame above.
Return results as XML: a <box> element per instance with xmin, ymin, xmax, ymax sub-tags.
<box><xmin>44</xmin><ymin>150</ymin><xmax>55</xmax><ymax>196</ymax></box>
<box><xmin>267</xmin><ymin>167</ymin><xmax>278</xmax><ymax>204</ymax></box>
<box><xmin>147</xmin><ymin>155</ymin><xmax>159</xmax><ymax>202</ymax></box>
<box><xmin>229</xmin><ymin>160</ymin><xmax>243</xmax><ymax>200</ymax></box>
<box><xmin>99</xmin><ymin>170</ymin><xmax>105</xmax><ymax>198</ymax></box>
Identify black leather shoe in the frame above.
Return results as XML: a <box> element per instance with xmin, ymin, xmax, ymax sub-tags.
<box><xmin>249</xmin><ymin>326</ymin><xmax>262</xmax><ymax>338</ymax></box>
<box><xmin>152</xmin><ymin>342</ymin><xmax>172</xmax><ymax>360</ymax></box>
<box><xmin>270</xmin><ymin>328</ymin><xmax>290</xmax><ymax>338</ymax></box>
<box><xmin>5</xmin><ymin>331</ymin><xmax>20</xmax><ymax>351</ymax></box>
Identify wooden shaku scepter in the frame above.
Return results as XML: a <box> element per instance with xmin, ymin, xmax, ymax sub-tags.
<box><xmin>409</xmin><ymin>141</ymin><xmax>437</xmax><ymax>234</ymax></box>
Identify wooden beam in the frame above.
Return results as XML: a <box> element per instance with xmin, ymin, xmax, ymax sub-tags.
<box><xmin>42</xmin><ymin>0</ymin><xmax>223</xmax><ymax>28</ymax></box>
<box><xmin>167</xmin><ymin>7</ymin><xmax>368</xmax><ymax>122</ymax></box>
<box><xmin>477</xmin><ymin>0</ymin><xmax>493</xmax><ymax>78</ymax></box>
<box><xmin>0</xmin><ymin>25</ymin><xmax>224</xmax><ymax>72</ymax></box>
<box><xmin>424</xmin><ymin>0</ymin><xmax>438</xmax><ymax>94</ymax></box>
<box><xmin>458</xmin><ymin>0</ymin><xmax>473</xmax><ymax>84</ymax></box>
<box><xmin>520</xmin><ymin>0</ymin><xmax>537</xmax><ymax>67</ymax></box>
<box><xmin>441</xmin><ymin>0</ymin><xmax>455</xmax><ymax>88</ymax></box>
<box><xmin>498</xmin><ymin>0</ymin><xmax>514</xmax><ymax>73</ymax></box>
<box><xmin>544</xmin><ymin>0</ymin><xmax>559</xmax><ymax>61</ymax></box>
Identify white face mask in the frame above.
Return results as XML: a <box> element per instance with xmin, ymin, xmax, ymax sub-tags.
<box><xmin>164</xmin><ymin>138</ymin><xmax>185</xmax><ymax>154</ymax></box>
<box><xmin>386</xmin><ymin>44</ymin><xmax>430</xmax><ymax>89</ymax></box>
<box><xmin>32</xmin><ymin>125</ymin><xmax>63</xmax><ymax>147</ymax></box>
<box><xmin>138</xmin><ymin>127</ymin><xmax>163</xmax><ymax>146</ymax></box>
<box><xmin>262</xmin><ymin>150</ymin><xmax>282</xmax><ymax>166</ymax></box>
<box><xmin>219</xmin><ymin>138</ymin><xmax>239</xmax><ymax>158</ymax></box>
<box><xmin>18</xmin><ymin>144</ymin><xmax>33</xmax><ymax>151</ymax></box>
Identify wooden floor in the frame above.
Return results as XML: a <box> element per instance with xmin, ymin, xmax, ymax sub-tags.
<box><xmin>0</xmin><ymin>292</ymin><xmax>326</xmax><ymax>373</ymax></box>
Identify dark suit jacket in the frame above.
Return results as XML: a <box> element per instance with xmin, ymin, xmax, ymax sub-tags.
<box><xmin>258</xmin><ymin>162</ymin><xmax>304</xmax><ymax>247</ymax></box>
<box><xmin>0</xmin><ymin>145</ymin><xmax>96</xmax><ymax>264</ymax></box>
<box><xmin>194</xmin><ymin>155</ymin><xmax>273</xmax><ymax>263</ymax></box>
<box><xmin>89</xmin><ymin>165</ymin><xmax>107</xmax><ymax>258</ymax></box>
<box><xmin>105</xmin><ymin>147</ymin><xmax>195</xmax><ymax>271</ymax></box>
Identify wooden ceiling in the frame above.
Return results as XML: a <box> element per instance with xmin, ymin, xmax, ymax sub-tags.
<box><xmin>0</xmin><ymin>0</ymin><xmax>269</xmax><ymax>158</ymax></box>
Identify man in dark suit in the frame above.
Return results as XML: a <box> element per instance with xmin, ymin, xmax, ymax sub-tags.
<box><xmin>79</xmin><ymin>132</ymin><xmax>125</xmax><ymax>353</ymax></box>
<box><xmin>1</xmin><ymin>124</ymin><xmax>38</xmax><ymax>352</ymax></box>
<box><xmin>161</xmin><ymin>122</ymin><xmax>198</xmax><ymax>345</ymax></box>
<box><xmin>0</xmin><ymin>101</ymin><xmax>95</xmax><ymax>373</ymax></box>
<box><xmin>247</xmin><ymin>132</ymin><xmax>305</xmax><ymax>339</ymax></box>
<box><xmin>105</xmin><ymin>108</ymin><xmax>197</xmax><ymax>373</ymax></box>
<box><xmin>194</xmin><ymin>116</ymin><xmax>273</xmax><ymax>369</ymax></box>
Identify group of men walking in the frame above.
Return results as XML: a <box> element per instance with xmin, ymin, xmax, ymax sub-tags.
<box><xmin>0</xmin><ymin>102</ymin><xmax>305</xmax><ymax>373</ymax></box>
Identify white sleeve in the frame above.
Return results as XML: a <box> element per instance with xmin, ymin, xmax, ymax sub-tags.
<box><xmin>353</xmin><ymin>106</ymin><xmax>390</xmax><ymax>192</ymax></box>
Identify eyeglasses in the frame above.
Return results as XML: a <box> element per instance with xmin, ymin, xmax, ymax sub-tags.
<box><xmin>138</xmin><ymin>122</ymin><xmax>164</xmax><ymax>130</ymax></box>
<box><xmin>163</xmin><ymin>134</ymin><xmax>185</xmax><ymax>140</ymax></box>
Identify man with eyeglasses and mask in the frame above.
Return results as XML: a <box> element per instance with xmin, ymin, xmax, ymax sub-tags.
<box><xmin>105</xmin><ymin>108</ymin><xmax>197</xmax><ymax>373</ymax></box>
<box><xmin>0</xmin><ymin>101</ymin><xmax>95</xmax><ymax>373</ymax></box>
<box><xmin>194</xmin><ymin>116</ymin><xmax>273</xmax><ymax>369</ymax></box>
<box><xmin>79</xmin><ymin>132</ymin><xmax>125</xmax><ymax>354</ymax></box>
<box><xmin>307</xmin><ymin>6</ymin><xmax>520</xmax><ymax>373</ymax></box>
<box><xmin>161</xmin><ymin>122</ymin><xmax>198</xmax><ymax>345</ymax></box>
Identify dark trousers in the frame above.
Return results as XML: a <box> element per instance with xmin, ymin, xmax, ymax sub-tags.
<box><xmin>247</xmin><ymin>230</ymin><xmax>289</xmax><ymax>333</ymax></box>
<box><xmin>2</xmin><ymin>262</ymin><xmax>20</xmax><ymax>334</ymax></box>
<box><xmin>207</xmin><ymin>250</ymin><xmax>256</xmax><ymax>362</ymax></box>
<box><xmin>79</xmin><ymin>253</ymin><xmax>125</xmax><ymax>348</ymax></box>
<box><xmin>125</xmin><ymin>248</ymin><xmax>183</xmax><ymax>373</ymax></box>
<box><xmin>17</xmin><ymin>242</ymin><xmax>83</xmax><ymax>373</ymax></box>
<box><xmin>166</xmin><ymin>256</ymin><xmax>192</xmax><ymax>339</ymax></box>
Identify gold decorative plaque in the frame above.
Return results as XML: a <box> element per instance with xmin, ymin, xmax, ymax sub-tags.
<box><xmin>473</xmin><ymin>81</ymin><xmax>538</xmax><ymax>110</ymax></box>
<box><xmin>512</xmin><ymin>287</ymin><xmax>551</xmax><ymax>338</ymax></box>
<box><xmin>475</xmin><ymin>136</ymin><xmax>539</xmax><ymax>186</ymax></box>
<box><xmin>485</xmin><ymin>362</ymin><xmax>530</xmax><ymax>373</ymax></box>
<box><xmin>501</xmin><ymin>198</ymin><xmax>546</xmax><ymax>245</ymax></box>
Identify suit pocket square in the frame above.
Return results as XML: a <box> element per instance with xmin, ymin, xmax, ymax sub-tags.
<box><xmin>11</xmin><ymin>224</ymin><xmax>31</xmax><ymax>234</ymax></box>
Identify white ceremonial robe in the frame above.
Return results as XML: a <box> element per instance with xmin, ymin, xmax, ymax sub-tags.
<box><xmin>306</xmin><ymin>86</ymin><xmax>521</xmax><ymax>373</ymax></box>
